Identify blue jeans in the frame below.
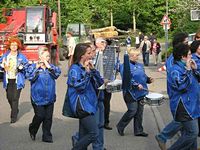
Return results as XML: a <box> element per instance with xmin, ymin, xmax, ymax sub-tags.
<box><xmin>142</xmin><ymin>52</ymin><xmax>149</xmax><ymax>66</ymax></box>
<box><xmin>72</xmin><ymin>115</ymin><xmax>98</xmax><ymax>150</ymax></box>
<box><xmin>156</xmin><ymin>120</ymin><xmax>182</xmax><ymax>143</ymax></box>
<box><xmin>92</xmin><ymin>101</ymin><xmax>105</xmax><ymax>150</ymax></box>
<box><xmin>168</xmin><ymin>119</ymin><xmax>198</xmax><ymax>150</ymax></box>
<box><xmin>117</xmin><ymin>101</ymin><xmax>144</xmax><ymax>134</ymax></box>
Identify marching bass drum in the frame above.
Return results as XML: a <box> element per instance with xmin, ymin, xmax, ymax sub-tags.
<box><xmin>106</xmin><ymin>79</ymin><xmax>122</xmax><ymax>93</ymax></box>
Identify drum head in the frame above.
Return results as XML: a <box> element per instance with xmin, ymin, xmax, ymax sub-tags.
<box><xmin>146</xmin><ymin>93</ymin><xmax>163</xmax><ymax>100</ymax></box>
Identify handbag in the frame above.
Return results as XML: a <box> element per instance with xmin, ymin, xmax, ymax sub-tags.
<box><xmin>62</xmin><ymin>90</ymin><xmax>78</xmax><ymax>118</ymax></box>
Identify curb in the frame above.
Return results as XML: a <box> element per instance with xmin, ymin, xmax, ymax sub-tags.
<box><xmin>151</xmin><ymin>106</ymin><xmax>174</xmax><ymax>148</ymax></box>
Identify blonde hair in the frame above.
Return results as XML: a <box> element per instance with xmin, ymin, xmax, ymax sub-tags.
<box><xmin>128</xmin><ymin>47</ymin><xmax>140</xmax><ymax>55</ymax></box>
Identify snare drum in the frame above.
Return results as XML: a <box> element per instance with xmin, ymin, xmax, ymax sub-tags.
<box><xmin>106</xmin><ymin>79</ymin><xmax>122</xmax><ymax>93</ymax></box>
<box><xmin>143</xmin><ymin>92</ymin><xmax>165</xmax><ymax>106</ymax></box>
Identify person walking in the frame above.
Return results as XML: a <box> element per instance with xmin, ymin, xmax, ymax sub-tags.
<box><xmin>139</xmin><ymin>36</ymin><xmax>151</xmax><ymax>66</ymax></box>
<box><xmin>155</xmin><ymin>32</ymin><xmax>189</xmax><ymax>150</ymax></box>
<box><xmin>95</xmin><ymin>38</ymin><xmax>113</xmax><ymax>130</ymax></box>
<box><xmin>191</xmin><ymin>40</ymin><xmax>200</xmax><ymax>137</ymax></box>
<box><xmin>27</xmin><ymin>47</ymin><xmax>61</xmax><ymax>143</ymax></box>
<box><xmin>151</xmin><ymin>39</ymin><xmax>161</xmax><ymax>65</ymax></box>
<box><xmin>0</xmin><ymin>36</ymin><xmax>28</xmax><ymax>123</ymax></box>
<box><xmin>116</xmin><ymin>48</ymin><xmax>153</xmax><ymax>137</ymax></box>
<box><xmin>67</xmin><ymin>43</ymin><xmax>104</xmax><ymax>150</ymax></box>
<box><xmin>166</xmin><ymin>43</ymin><xmax>200</xmax><ymax>150</ymax></box>
<box><xmin>126</xmin><ymin>36</ymin><xmax>131</xmax><ymax>47</ymax></box>
<box><xmin>66</xmin><ymin>31</ymin><xmax>76</xmax><ymax>68</ymax></box>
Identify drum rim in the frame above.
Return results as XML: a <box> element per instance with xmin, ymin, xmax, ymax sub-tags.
<box><xmin>145</xmin><ymin>92</ymin><xmax>163</xmax><ymax>100</ymax></box>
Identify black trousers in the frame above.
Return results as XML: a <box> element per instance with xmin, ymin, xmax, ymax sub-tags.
<box><xmin>104</xmin><ymin>90</ymin><xmax>112</xmax><ymax>125</ymax></box>
<box><xmin>30</xmin><ymin>102</ymin><xmax>54</xmax><ymax>141</ymax></box>
<box><xmin>6</xmin><ymin>79</ymin><xmax>21</xmax><ymax>120</ymax></box>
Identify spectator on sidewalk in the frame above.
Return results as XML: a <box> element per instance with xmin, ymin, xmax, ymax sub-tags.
<box><xmin>66</xmin><ymin>31</ymin><xmax>76</xmax><ymax>69</ymax></box>
<box><xmin>139</xmin><ymin>36</ymin><xmax>151</xmax><ymax>66</ymax></box>
<box><xmin>149</xmin><ymin>32</ymin><xmax>156</xmax><ymax>44</ymax></box>
<box><xmin>151</xmin><ymin>39</ymin><xmax>161</xmax><ymax>66</ymax></box>
<box><xmin>126</xmin><ymin>36</ymin><xmax>131</xmax><ymax>47</ymax></box>
<box><xmin>139</xmin><ymin>32</ymin><xmax>144</xmax><ymax>43</ymax></box>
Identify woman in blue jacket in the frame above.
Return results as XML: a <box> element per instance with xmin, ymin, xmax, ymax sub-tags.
<box><xmin>116</xmin><ymin>48</ymin><xmax>153</xmax><ymax>137</ymax></box>
<box><xmin>26</xmin><ymin>47</ymin><xmax>61</xmax><ymax>143</ymax></box>
<box><xmin>167</xmin><ymin>43</ymin><xmax>200</xmax><ymax>150</ymax></box>
<box><xmin>67</xmin><ymin>43</ymin><xmax>103</xmax><ymax>150</ymax></box>
<box><xmin>0</xmin><ymin>36</ymin><xmax>28</xmax><ymax>123</ymax></box>
<box><xmin>191</xmin><ymin>40</ymin><xmax>200</xmax><ymax>137</ymax></box>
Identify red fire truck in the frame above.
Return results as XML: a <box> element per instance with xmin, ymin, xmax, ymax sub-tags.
<box><xmin>0</xmin><ymin>4</ymin><xmax>59</xmax><ymax>64</ymax></box>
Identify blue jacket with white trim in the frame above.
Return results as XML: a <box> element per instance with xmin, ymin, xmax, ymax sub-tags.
<box><xmin>167</xmin><ymin>61</ymin><xmax>200</xmax><ymax>119</ymax></box>
<box><xmin>26</xmin><ymin>63</ymin><xmax>61</xmax><ymax>106</ymax></box>
<box><xmin>120</xmin><ymin>61</ymin><xmax>149</xmax><ymax>101</ymax></box>
<box><xmin>67</xmin><ymin>63</ymin><xmax>104</xmax><ymax>115</ymax></box>
<box><xmin>0</xmin><ymin>51</ymin><xmax>28</xmax><ymax>89</ymax></box>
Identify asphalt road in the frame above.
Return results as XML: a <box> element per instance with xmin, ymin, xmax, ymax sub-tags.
<box><xmin>0</xmin><ymin>48</ymin><xmax>171</xmax><ymax>150</ymax></box>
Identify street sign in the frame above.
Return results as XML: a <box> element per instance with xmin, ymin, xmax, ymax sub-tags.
<box><xmin>160</xmin><ymin>15</ymin><xmax>171</xmax><ymax>30</ymax></box>
<box><xmin>191</xmin><ymin>10</ymin><xmax>200</xmax><ymax>21</ymax></box>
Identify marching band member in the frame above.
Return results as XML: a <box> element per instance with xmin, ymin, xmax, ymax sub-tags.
<box><xmin>67</xmin><ymin>43</ymin><xmax>104</xmax><ymax>150</ymax></box>
<box><xmin>0</xmin><ymin>36</ymin><xmax>28</xmax><ymax>123</ymax></box>
<box><xmin>191</xmin><ymin>40</ymin><xmax>200</xmax><ymax>137</ymax></box>
<box><xmin>116</xmin><ymin>48</ymin><xmax>153</xmax><ymax>137</ymax></box>
<box><xmin>166</xmin><ymin>43</ymin><xmax>200</xmax><ymax>150</ymax></box>
<box><xmin>155</xmin><ymin>32</ymin><xmax>189</xmax><ymax>150</ymax></box>
<box><xmin>26</xmin><ymin>47</ymin><xmax>61</xmax><ymax>143</ymax></box>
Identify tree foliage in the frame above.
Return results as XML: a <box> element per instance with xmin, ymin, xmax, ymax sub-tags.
<box><xmin>0</xmin><ymin>0</ymin><xmax>199</xmax><ymax>37</ymax></box>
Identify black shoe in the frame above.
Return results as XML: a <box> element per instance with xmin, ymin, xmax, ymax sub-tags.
<box><xmin>29</xmin><ymin>124</ymin><xmax>35</xmax><ymax>141</ymax></box>
<box><xmin>42</xmin><ymin>139</ymin><xmax>53</xmax><ymax>143</ymax></box>
<box><xmin>116</xmin><ymin>126</ymin><xmax>124</xmax><ymax>136</ymax></box>
<box><xmin>10</xmin><ymin>118</ymin><xmax>17</xmax><ymax>123</ymax></box>
<box><xmin>104</xmin><ymin>124</ymin><xmax>112</xmax><ymax>130</ymax></box>
<box><xmin>135</xmin><ymin>132</ymin><xmax>148</xmax><ymax>137</ymax></box>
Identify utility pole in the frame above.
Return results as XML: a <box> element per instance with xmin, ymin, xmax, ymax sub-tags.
<box><xmin>111</xmin><ymin>8</ymin><xmax>113</xmax><ymax>26</ymax></box>
<box><xmin>58</xmin><ymin>0</ymin><xmax>61</xmax><ymax>38</ymax></box>
<box><xmin>133</xmin><ymin>10</ymin><xmax>136</xmax><ymax>32</ymax></box>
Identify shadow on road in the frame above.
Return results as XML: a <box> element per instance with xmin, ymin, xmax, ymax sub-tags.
<box><xmin>18</xmin><ymin>101</ymin><xmax>32</xmax><ymax>119</ymax></box>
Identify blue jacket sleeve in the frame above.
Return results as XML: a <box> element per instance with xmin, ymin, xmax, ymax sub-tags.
<box><xmin>90</xmin><ymin>69</ymin><xmax>104</xmax><ymax>88</ymax></box>
<box><xmin>0</xmin><ymin>54</ymin><xmax>6</xmax><ymax>71</ymax></box>
<box><xmin>170</xmin><ymin>70</ymin><xmax>192</xmax><ymax>92</ymax></box>
<box><xmin>17</xmin><ymin>55</ymin><xmax>29</xmax><ymax>76</ymax></box>
<box><xmin>47</xmin><ymin>64</ymin><xmax>61</xmax><ymax>79</ymax></box>
<box><xmin>26</xmin><ymin>64</ymin><xmax>40</xmax><ymax>82</ymax></box>
<box><xmin>68</xmin><ymin>68</ymin><xmax>91</xmax><ymax>92</ymax></box>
